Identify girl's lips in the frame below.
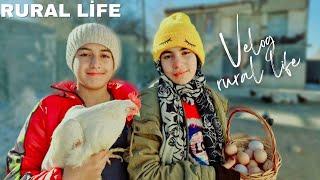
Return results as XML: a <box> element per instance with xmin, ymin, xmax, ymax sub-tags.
<box><xmin>86</xmin><ymin>72</ymin><xmax>105</xmax><ymax>76</ymax></box>
<box><xmin>173</xmin><ymin>70</ymin><xmax>188</xmax><ymax>77</ymax></box>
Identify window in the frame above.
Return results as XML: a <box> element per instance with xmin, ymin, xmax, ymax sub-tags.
<box><xmin>267</xmin><ymin>12</ymin><xmax>288</xmax><ymax>37</ymax></box>
<box><xmin>265</xmin><ymin>12</ymin><xmax>288</xmax><ymax>75</ymax></box>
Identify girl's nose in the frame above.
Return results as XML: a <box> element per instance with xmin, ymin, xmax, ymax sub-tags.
<box><xmin>172</xmin><ymin>55</ymin><xmax>182</xmax><ymax>69</ymax></box>
<box><xmin>90</xmin><ymin>56</ymin><xmax>101</xmax><ymax>69</ymax></box>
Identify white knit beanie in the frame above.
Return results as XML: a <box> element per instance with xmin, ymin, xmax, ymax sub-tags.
<box><xmin>66</xmin><ymin>23</ymin><xmax>121</xmax><ymax>71</ymax></box>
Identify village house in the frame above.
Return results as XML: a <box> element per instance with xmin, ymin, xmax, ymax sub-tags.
<box><xmin>165</xmin><ymin>0</ymin><xmax>320</xmax><ymax>103</ymax></box>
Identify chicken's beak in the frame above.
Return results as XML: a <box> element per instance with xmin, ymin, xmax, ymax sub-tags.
<box><xmin>135</xmin><ymin>111</ymin><xmax>140</xmax><ymax>117</ymax></box>
<box><xmin>126</xmin><ymin>106</ymin><xmax>140</xmax><ymax>117</ymax></box>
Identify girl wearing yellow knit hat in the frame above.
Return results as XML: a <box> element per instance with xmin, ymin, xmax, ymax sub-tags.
<box><xmin>128</xmin><ymin>12</ymin><xmax>239</xmax><ymax>180</ymax></box>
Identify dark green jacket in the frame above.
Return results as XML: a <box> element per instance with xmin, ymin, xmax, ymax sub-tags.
<box><xmin>128</xmin><ymin>85</ymin><xmax>228</xmax><ymax>180</ymax></box>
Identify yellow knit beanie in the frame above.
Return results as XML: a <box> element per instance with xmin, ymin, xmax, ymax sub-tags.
<box><xmin>152</xmin><ymin>12</ymin><xmax>205</xmax><ymax>65</ymax></box>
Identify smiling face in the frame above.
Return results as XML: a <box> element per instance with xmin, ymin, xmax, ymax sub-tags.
<box><xmin>160</xmin><ymin>47</ymin><xmax>197</xmax><ymax>85</ymax></box>
<box><xmin>73</xmin><ymin>43</ymin><xmax>114</xmax><ymax>90</ymax></box>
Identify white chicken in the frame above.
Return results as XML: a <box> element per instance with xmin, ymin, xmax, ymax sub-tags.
<box><xmin>41</xmin><ymin>94</ymin><xmax>140</xmax><ymax>170</ymax></box>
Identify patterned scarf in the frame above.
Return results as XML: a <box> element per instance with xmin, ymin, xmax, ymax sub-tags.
<box><xmin>156</xmin><ymin>62</ymin><xmax>225</xmax><ymax>165</ymax></box>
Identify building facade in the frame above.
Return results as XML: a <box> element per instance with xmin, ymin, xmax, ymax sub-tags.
<box><xmin>165</xmin><ymin>0</ymin><xmax>309</xmax><ymax>90</ymax></box>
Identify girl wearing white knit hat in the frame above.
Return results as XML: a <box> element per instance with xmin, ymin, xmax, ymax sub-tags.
<box><xmin>5</xmin><ymin>23</ymin><xmax>138</xmax><ymax>180</ymax></box>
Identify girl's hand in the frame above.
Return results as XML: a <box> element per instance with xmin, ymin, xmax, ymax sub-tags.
<box><xmin>63</xmin><ymin>150</ymin><xmax>109</xmax><ymax>180</ymax></box>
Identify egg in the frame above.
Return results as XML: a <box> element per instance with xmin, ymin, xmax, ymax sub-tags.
<box><xmin>238</xmin><ymin>147</ymin><xmax>245</xmax><ymax>152</ymax></box>
<box><xmin>225</xmin><ymin>143</ymin><xmax>238</xmax><ymax>156</ymax></box>
<box><xmin>263</xmin><ymin>159</ymin><xmax>274</xmax><ymax>171</ymax></box>
<box><xmin>254</xmin><ymin>149</ymin><xmax>268</xmax><ymax>163</ymax></box>
<box><xmin>248</xmin><ymin>166</ymin><xmax>263</xmax><ymax>174</ymax></box>
<box><xmin>247</xmin><ymin>160</ymin><xmax>258</xmax><ymax>168</ymax></box>
<box><xmin>244</xmin><ymin>149</ymin><xmax>253</xmax><ymax>159</ymax></box>
<box><xmin>234</xmin><ymin>164</ymin><xmax>248</xmax><ymax>175</ymax></box>
<box><xmin>237</xmin><ymin>151</ymin><xmax>250</xmax><ymax>165</ymax></box>
<box><xmin>248</xmin><ymin>140</ymin><xmax>264</xmax><ymax>151</ymax></box>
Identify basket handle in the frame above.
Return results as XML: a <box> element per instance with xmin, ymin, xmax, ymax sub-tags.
<box><xmin>226</xmin><ymin>107</ymin><xmax>279</xmax><ymax>168</ymax></box>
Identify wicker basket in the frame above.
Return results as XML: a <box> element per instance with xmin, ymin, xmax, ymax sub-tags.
<box><xmin>225</xmin><ymin>107</ymin><xmax>282</xmax><ymax>180</ymax></box>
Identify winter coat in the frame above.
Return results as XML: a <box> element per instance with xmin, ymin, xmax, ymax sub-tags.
<box><xmin>128</xmin><ymin>84</ymin><xmax>229</xmax><ymax>180</ymax></box>
<box><xmin>5</xmin><ymin>80</ymin><xmax>138</xmax><ymax>180</ymax></box>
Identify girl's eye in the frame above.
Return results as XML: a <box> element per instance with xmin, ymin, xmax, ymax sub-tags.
<box><xmin>79</xmin><ymin>52</ymin><xmax>92</xmax><ymax>57</ymax></box>
<box><xmin>101</xmin><ymin>54</ymin><xmax>111</xmax><ymax>59</ymax></box>
<box><xmin>181</xmin><ymin>50</ymin><xmax>191</xmax><ymax>55</ymax></box>
<box><xmin>164</xmin><ymin>55</ymin><xmax>171</xmax><ymax>59</ymax></box>
<box><xmin>162</xmin><ymin>54</ymin><xmax>172</xmax><ymax>60</ymax></box>
<box><xmin>80</xmin><ymin>53</ymin><xmax>88</xmax><ymax>57</ymax></box>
